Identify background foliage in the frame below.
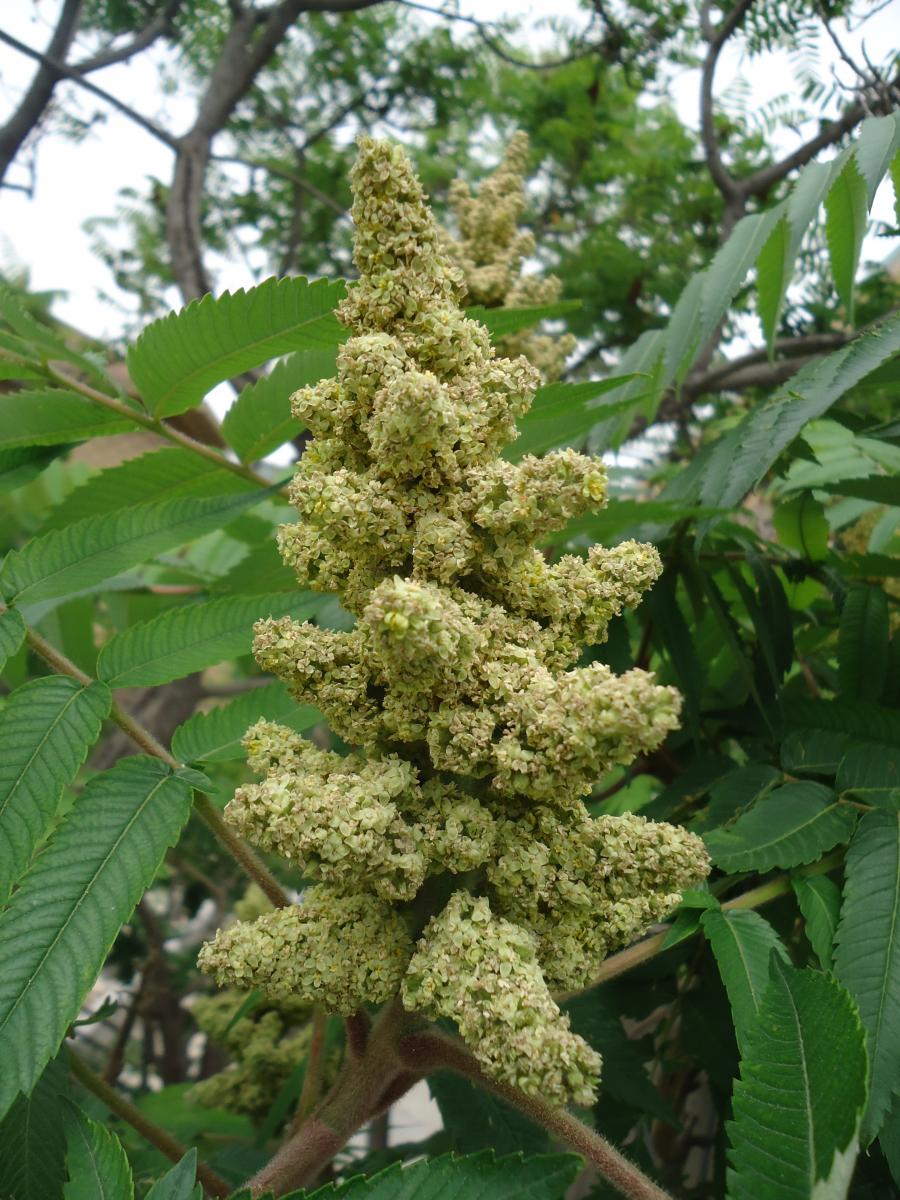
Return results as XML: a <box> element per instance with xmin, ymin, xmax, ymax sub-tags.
<box><xmin>0</xmin><ymin>0</ymin><xmax>899</xmax><ymax>1197</ymax></box>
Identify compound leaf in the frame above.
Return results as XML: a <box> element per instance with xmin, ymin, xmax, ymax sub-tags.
<box><xmin>0</xmin><ymin>758</ymin><xmax>193</xmax><ymax>1119</ymax></box>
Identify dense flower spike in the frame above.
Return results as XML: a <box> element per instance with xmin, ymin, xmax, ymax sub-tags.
<box><xmin>188</xmin><ymin>989</ymin><xmax>321</xmax><ymax>1121</ymax></box>
<box><xmin>402</xmin><ymin>892</ymin><xmax>602</xmax><ymax>1106</ymax></box>
<box><xmin>444</xmin><ymin>131</ymin><xmax>576</xmax><ymax>381</ymax></box>
<box><xmin>200</xmin><ymin>135</ymin><xmax>710</xmax><ymax>1105</ymax></box>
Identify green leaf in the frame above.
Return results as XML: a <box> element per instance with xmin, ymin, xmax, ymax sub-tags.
<box><xmin>214</xmin><ymin>540</ymin><xmax>297</xmax><ymax>594</ymax></box>
<box><xmin>144</xmin><ymin>1150</ymin><xmax>200</xmax><ymax>1200</ymax></box>
<box><xmin>0</xmin><ymin>758</ymin><xmax>193</xmax><ymax>1119</ymax></box>
<box><xmin>703</xmin><ymin>211</ymin><xmax>785</xmax><ymax>356</ymax></box>
<box><xmin>172</xmin><ymin>681</ymin><xmax>319</xmax><ymax>764</ymax></box>
<box><xmin>757</xmin><ymin>158</ymin><xmax>837</xmax><ymax>354</ymax></box>
<box><xmin>689</xmin><ymin>313</ymin><xmax>900</xmax><ymax>515</ymax></box>
<box><xmin>648</xmin><ymin>571</ymin><xmax>703</xmax><ymax>724</ymax></box>
<box><xmin>704</xmin><ymin>781</ymin><xmax>857</xmax><ymax>873</ymax></box>
<box><xmin>0</xmin><ymin>286</ymin><xmax>113</xmax><ymax>392</ymax></box>
<box><xmin>821</xmin><ymin>474</ymin><xmax>900</xmax><ymax>506</ymax></box>
<box><xmin>0</xmin><ymin>607</ymin><xmax>25</xmax><ymax>671</ymax></box>
<box><xmin>222</xmin><ymin>350</ymin><xmax>336</xmax><ymax>462</ymax></box>
<box><xmin>0</xmin><ymin>444</ymin><xmax>67</xmax><ymax>492</ymax></box>
<box><xmin>780</xmin><ymin>729</ymin><xmax>847</xmax><ymax>776</ymax></box>
<box><xmin>793</xmin><ymin>875</ymin><xmax>841</xmax><ymax>971</ymax></box>
<box><xmin>286</xmin><ymin>1151</ymin><xmax>581</xmax><ymax>1199</ymax></box>
<box><xmin>0</xmin><ymin>1054</ymin><xmax>69</xmax><ymax>1200</ymax></box>
<box><xmin>702</xmin><ymin>909</ymin><xmax>789</xmax><ymax>1055</ymax></box>
<box><xmin>783</xmin><ymin>697</ymin><xmax>900</xmax><ymax>748</ymax></box>
<box><xmin>755</xmin><ymin>216</ymin><xmax>791</xmax><ymax>356</ymax></box>
<box><xmin>63</xmin><ymin>1110</ymin><xmax>133</xmax><ymax>1200</ymax></box>
<box><xmin>565</xmin><ymin>989</ymin><xmax>676</xmax><ymax>1122</ymax></box>
<box><xmin>128</xmin><ymin>277</ymin><xmax>346</xmax><ymax>419</ymax></box>
<box><xmin>839</xmin><ymin>586</ymin><xmax>889</xmax><ymax>701</ymax></box>
<box><xmin>96</xmin><ymin>592</ymin><xmax>323</xmax><ymax>688</ymax></box>
<box><xmin>0</xmin><ymin>676</ymin><xmax>110</xmax><ymax>901</ymax></box>
<box><xmin>879</xmin><ymin>1096</ymin><xmax>900</xmax><ymax>1190</ymax></box>
<box><xmin>825</xmin><ymin>156</ymin><xmax>868</xmax><ymax>323</ymax></box>
<box><xmin>836</xmin><ymin>742</ymin><xmax>900</xmax><ymax>810</ymax></box>
<box><xmin>773</xmin><ymin>494</ymin><xmax>829</xmax><ymax>560</ymax></box>
<box><xmin>853</xmin><ymin>114</ymin><xmax>900</xmax><ymax>202</ymax></box>
<box><xmin>468</xmin><ymin>301</ymin><xmax>580</xmax><ymax>340</ymax></box>
<box><xmin>428</xmin><ymin>1073</ymin><xmax>549</xmax><ymax>1155</ymax></box>
<box><xmin>136</xmin><ymin>1083</ymin><xmax>252</xmax><ymax>1141</ymax></box>
<box><xmin>835</xmin><ymin>810</ymin><xmax>900</xmax><ymax>1142</ymax></box>
<box><xmin>507</xmin><ymin>376</ymin><xmax>642</xmax><ymax>460</ymax></box>
<box><xmin>726</xmin><ymin>960</ymin><xmax>867</xmax><ymax>1200</ymax></box>
<box><xmin>0</xmin><ymin>490</ymin><xmax>268</xmax><ymax>608</ymax></box>
<box><xmin>701</xmin><ymin>764</ymin><xmax>782</xmax><ymax>830</ymax></box>
<box><xmin>43</xmin><ymin>448</ymin><xmax>258</xmax><ymax>531</ymax></box>
<box><xmin>0</xmin><ymin>390</ymin><xmax>138</xmax><ymax>449</ymax></box>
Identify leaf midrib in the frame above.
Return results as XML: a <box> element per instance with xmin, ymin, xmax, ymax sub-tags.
<box><xmin>0</xmin><ymin>773</ymin><xmax>172</xmax><ymax>1043</ymax></box>
<box><xmin>868</xmin><ymin>821</ymin><xmax>900</xmax><ymax>1102</ymax></box>
<box><xmin>713</xmin><ymin>799</ymin><xmax>844</xmax><ymax>862</ymax></box>
<box><xmin>99</xmin><ymin>595</ymin><xmax>313</xmax><ymax>686</ymax></box>
<box><xmin>0</xmin><ymin>681</ymin><xmax>84</xmax><ymax>829</ymax></box>
<box><xmin>149</xmin><ymin>293</ymin><xmax>340</xmax><ymax>412</ymax></box>
<box><xmin>7</xmin><ymin>494</ymin><xmax>257</xmax><ymax>605</ymax></box>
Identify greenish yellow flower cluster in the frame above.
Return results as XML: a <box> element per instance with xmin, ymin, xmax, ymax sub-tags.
<box><xmin>188</xmin><ymin>989</ymin><xmax>317</xmax><ymax>1121</ymax></box>
<box><xmin>199</xmin><ymin>136</ymin><xmax>709</xmax><ymax>1106</ymax></box>
<box><xmin>444</xmin><ymin>131</ymin><xmax>576</xmax><ymax>381</ymax></box>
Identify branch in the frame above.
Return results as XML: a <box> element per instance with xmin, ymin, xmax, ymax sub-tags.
<box><xmin>68</xmin><ymin>1048</ymin><xmax>231</xmax><ymax>1198</ymax></box>
<box><xmin>22</xmin><ymin>620</ymin><xmax>291</xmax><ymax>910</ymax></box>
<box><xmin>566</xmin><ymin>850</ymin><xmax>844</xmax><ymax>997</ymax></box>
<box><xmin>73</xmin><ymin>0</ymin><xmax>183</xmax><ymax>73</ymax></box>
<box><xmin>742</xmin><ymin>96</ymin><xmax>875</xmax><ymax>197</ymax></box>
<box><xmin>0</xmin><ymin>0</ymin><xmax>84</xmax><ymax>185</ymax></box>
<box><xmin>291</xmin><ymin>1007</ymin><xmax>329</xmax><ymax>1130</ymax></box>
<box><xmin>45</xmin><ymin>364</ymin><xmax>273</xmax><ymax>490</ymax></box>
<box><xmin>247</xmin><ymin>999</ymin><xmax>418</xmax><ymax>1196</ymax></box>
<box><xmin>165</xmin><ymin>0</ymin><xmax>385</xmax><ymax>302</ymax></box>
<box><xmin>698</xmin><ymin>0</ymin><xmax>754</xmax><ymax>207</ymax></box>
<box><xmin>398</xmin><ymin>1033</ymin><xmax>672</xmax><ymax>1200</ymax></box>
<box><xmin>684</xmin><ymin>331</ymin><xmax>849</xmax><ymax>397</ymax></box>
<box><xmin>0</xmin><ymin>26</ymin><xmax>179</xmax><ymax>154</ymax></box>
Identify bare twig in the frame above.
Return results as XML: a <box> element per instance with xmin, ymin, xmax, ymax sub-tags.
<box><xmin>74</xmin><ymin>0</ymin><xmax>183</xmax><ymax>73</ymax></box>
<box><xmin>0</xmin><ymin>26</ymin><xmax>179</xmax><ymax>156</ymax></box>
<box><xmin>698</xmin><ymin>0</ymin><xmax>754</xmax><ymax>214</ymax></box>
<box><xmin>164</xmin><ymin>0</ymin><xmax>385</xmax><ymax>303</ymax></box>
<box><xmin>0</xmin><ymin>0</ymin><xmax>84</xmax><ymax>184</ymax></box>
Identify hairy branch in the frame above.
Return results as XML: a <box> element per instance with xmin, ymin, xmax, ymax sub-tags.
<box><xmin>21</xmin><ymin>620</ymin><xmax>291</xmax><ymax>909</ymax></box>
<box><xmin>68</xmin><ymin>1048</ymin><xmax>232</xmax><ymax>1197</ymax></box>
<box><xmin>398</xmin><ymin>1032</ymin><xmax>673</xmax><ymax>1200</ymax></box>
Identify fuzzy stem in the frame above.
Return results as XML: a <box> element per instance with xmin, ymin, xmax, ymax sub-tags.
<box><xmin>398</xmin><ymin>1032</ymin><xmax>672</xmax><ymax>1200</ymax></box>
<box><xmin>47</xmin><ymin>364</ymin><xmax>275</xmax><ymax>489</ymax></box>
<box><xmin>569</xmin><ymin>850</ymin><xmax>844</xmax><ymax>996</ymax></box>
<box><xmin>291</xmin><ymin>1007</ymin><xmax>329</xmax><ymax>1131</ymax></box>
<box><xmin>23</xmin><ymin>621</ymin><xmax>290</xmax><ymax>908</ymax></box>
<box><xmin>68</xmin><ymin>1048</ymin><xmax>231</xmax><ymax>1198</ymax></box>
<box><xmin>248</xmin><ymin>1000</ymin><xmax>420</xmax><ymax>1196</ymax></box>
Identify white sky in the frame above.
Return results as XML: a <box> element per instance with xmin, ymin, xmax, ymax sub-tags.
<box><xmin>1</xmin><ymin>0</ymin><xmax>898</xmax><ymax>345</ymax></box>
